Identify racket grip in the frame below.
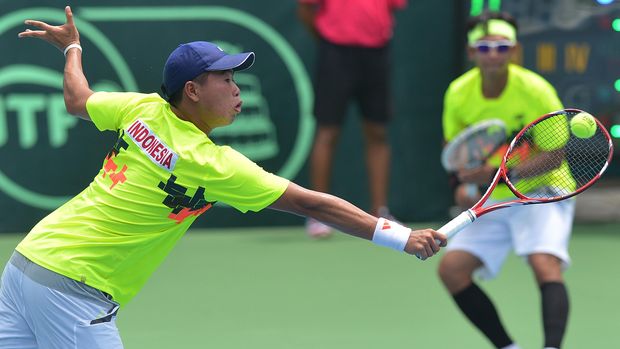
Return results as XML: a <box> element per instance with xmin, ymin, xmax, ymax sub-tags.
<box><xmin>437</xmin><ymin>210</ymin><xmax>476</xmax><ymax>239</ymax></box>
<box><xmin>415</xmin><ymin>210</ymin><xmax>476</xmax><ymax>261</ymax></box>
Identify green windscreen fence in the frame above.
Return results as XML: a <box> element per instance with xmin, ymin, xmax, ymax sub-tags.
<box><xmin>0</xmin><ymin>1</ymin><xmax>461</xmax><ymax>232</ymax></box>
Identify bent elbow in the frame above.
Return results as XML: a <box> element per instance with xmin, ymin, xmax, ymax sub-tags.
<box><xmin>63</xmin><ymin>91</ymin><xmax>92</xmax><ymax>120</ymax></box>
<box><xmin>64</xmin><ymin>98</ymin><xmax>81</xmax><ymax>116</ymax></box>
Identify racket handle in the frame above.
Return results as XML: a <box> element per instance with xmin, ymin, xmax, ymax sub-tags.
<box><xmin>416</xmin><ymin>210</ymin><xmax>476</xmax><ymax>261</ymax></box>
<box><xmin>438</xmin><ymin>210</ymin><xmax>476</xmax><ymax>239</ymax></box>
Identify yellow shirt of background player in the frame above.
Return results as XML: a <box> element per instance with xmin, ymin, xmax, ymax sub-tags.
<box><xmin>442</xmin><ymin>63</ymin><xmax>574</xmax><ymax>199</ymax></box>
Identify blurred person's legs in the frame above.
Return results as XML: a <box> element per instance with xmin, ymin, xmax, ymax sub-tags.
<box><xmin>308</xmin><ymin>39</ymin><xmax>397</xmax><ymax>232</ymax></box>
<box><xmin>438</xmin><ymin>210</ymin><xmax>518</xmax><ymax>348</ymax></box>
<box><xmin>307</xmin><ymin>125</ymin><xmax>342</xmax><ymax>238</ymax></box>
<box><xmin>515</xmin><ymin>200</ymin><xmax>574</xmax><ymax>349</ymax></box>
<box><xmin>529</xmin><ymin>254</ymin><xmax>568</xmax><ymax>349</ymax></box>
<box><xmin>358</xmin><ymin>44</ymin><xmax>394</xmax><ymax>218</ymax></box>
<box><xmin>310</xmin><ymin>126</ymin><xmax>341</xmax><ymax>195</ymax></box>
<box><xmin>307</xmin><ymin>39</ymin><xmax>356</xmax><ymax>238</ymax></box>
<box><xmin>362</xmin><ymin>121</ymin><xmax>391</xmax><ymax>217</ymax></box>
<box><xmin>439</xmin><ymin>251</ymin><xmax>516</xmax><ymax>349</ymax></box>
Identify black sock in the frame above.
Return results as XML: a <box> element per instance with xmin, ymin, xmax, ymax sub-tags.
<box><xmin>453</xmin><ymin>283</ymin><xmax>513</xmax><ymax>348</ymax></box>
<box><xmin>541</xmin><ymin>282</ymin><xmax>569</xmax><ymax>348</ymax></box>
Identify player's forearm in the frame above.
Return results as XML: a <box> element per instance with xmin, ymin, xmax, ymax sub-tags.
<box><xmin>63</xmin><ymin>48</ymin><xmax>93</xmax><ymax>120</ymax></box>
<box><xmin>304</xmin><ymin>192</ymin><xmax>376</xmax><ymax>240</ymax></box>
<box><xmin>270</xmin><ymin>183</ymin><xmax>445</xmax><ymax>257</ymax></box>
<box><xmin>270</xmin><ymin>183</ymin><xmax>376</xmax><ymax>240</ymax></box>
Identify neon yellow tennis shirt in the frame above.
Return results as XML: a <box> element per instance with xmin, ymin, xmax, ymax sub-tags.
<box><xmin>442</xmin><ymin>64</ymin><xmax>569</xmax><ymax>199</ymax></box>
<box><xmin>16</xmin><ymin>92</ymin><xmax>289</xmax><ymax>306</ymax></box>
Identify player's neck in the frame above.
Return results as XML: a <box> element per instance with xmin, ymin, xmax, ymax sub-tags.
<box><xmin>480</xmin><ymin>70</ymin><xmax>508</xmax><ymax>99</ymax></box>
<box><xmin>170</xmin><ymin>104</ymin><xmax>213</xmax><ymax>135</ymax></box>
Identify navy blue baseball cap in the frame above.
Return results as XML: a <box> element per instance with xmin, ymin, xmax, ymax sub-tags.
<box><xmin>161</xmin><ymin>41</ymin><xmax>255</xmax><ymax>100</ymax></box>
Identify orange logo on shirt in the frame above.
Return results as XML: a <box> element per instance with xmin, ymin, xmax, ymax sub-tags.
<box><xmin>102</xmin><ymin>131</ymin><xmax>130</xmax><ymax>190</ymax></box>
<box><xmin>102</xmin><ymin>155</ymin><xmax>128</xmax><ymax>189</ymax></box>
<box><xmin>158</xmin><ymin>174</ymin><xmax>214</xmax><ymax>224</ymax></box>
<box><xmin>168</xmin><ymin>204</ymin><xmax>213</xmax><ymax>224</ymax></box>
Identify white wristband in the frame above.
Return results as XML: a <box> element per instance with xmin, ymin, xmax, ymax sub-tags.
<box><xmin>63</xmin><ymin>43</ymin><xmax>82</xmax><ymax>57</ymax></box>
<box><xmin>372</xmin><ymin>218</ymin><xmax>411</xmax><ymax>251</ymax></box>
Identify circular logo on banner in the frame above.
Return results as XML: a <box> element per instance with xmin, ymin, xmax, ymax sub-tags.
<box><xmin>0</xmin><ymin>6</ymin><xmax>314</xmax><ymax>210</ymax></box>
<box><xmin>0</xmin><ymin>8</ymin><xmax>137</xmax><ymax>210</ymax></box>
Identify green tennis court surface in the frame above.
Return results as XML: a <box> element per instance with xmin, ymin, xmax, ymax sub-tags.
<box><xmin>1</xmin><ymin>223</ymin><xmax>618</xmax><ymax>348</ymax></box>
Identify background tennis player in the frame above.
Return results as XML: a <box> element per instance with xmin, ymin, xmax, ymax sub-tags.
<box><xmin>437</xmin><ymin>11</ymin><xmax>574</xmax><ymax>349</ymax></box>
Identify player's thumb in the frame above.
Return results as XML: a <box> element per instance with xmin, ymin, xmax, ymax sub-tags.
<box><xmin>65</xmin><ymin>6</ymin><xmax>75</xmax><ymax>25</ymax></box>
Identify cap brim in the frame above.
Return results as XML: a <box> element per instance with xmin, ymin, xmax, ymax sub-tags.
<box><xmin>207</xmin><ymin>52</ymin><xmax>255</xmax><ymax>72</ymax></box>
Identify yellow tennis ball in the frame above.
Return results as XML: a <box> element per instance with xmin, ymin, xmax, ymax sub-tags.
<box><xmin>570</xmin><ymin>112</ymin><xmax>597</xmax><ymax>139</ymax></box>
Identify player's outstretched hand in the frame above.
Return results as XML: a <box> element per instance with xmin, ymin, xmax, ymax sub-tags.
<box><xmin>404</xmin><ymin>229</ymin><xmax>447</xmax><ymax>259</ymax></box>
<box><xmin>18</xmin><ymin>6</ymin><xmax>80</xmax><ymax>51</ymax></box>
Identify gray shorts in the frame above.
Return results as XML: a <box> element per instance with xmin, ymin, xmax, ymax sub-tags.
<box><xmin>0</xmin><ymin>252</ymin><xmax>123</xmax><ymax>349</ymax></box>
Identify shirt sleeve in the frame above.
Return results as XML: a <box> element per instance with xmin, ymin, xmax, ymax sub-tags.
<box><xmin>202</xmin><ymin>146</ymin><xmax>289</xmax><ymax>213</ymax></box>
<box><xmin>86</xmin><ymin>92</ymin><xmax>146</xmax><ymax>132</ymax></box>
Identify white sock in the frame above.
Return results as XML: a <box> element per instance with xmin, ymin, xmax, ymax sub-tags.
<box><xmin>500</xmin><ymin>344</ymin><xmax>521</xmax><ymax>349</ymax></box>
<box><xmin>543</xmin><ymin>347</ymin><xmax>558</xmax><ymax>349</ymax></box>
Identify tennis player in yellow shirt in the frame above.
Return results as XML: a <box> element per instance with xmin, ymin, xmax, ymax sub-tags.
<box><xmin>438</xmin><ymin>11</ymin><xmax>574</xmax><ymax>349</ymax></box>
<box><xmin>0</xmin><ymin>7</ymin><xmax>446</xmax><ymax>348</ymax></box>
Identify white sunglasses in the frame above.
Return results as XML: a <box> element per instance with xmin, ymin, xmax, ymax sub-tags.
<box><xmin>470</xmin><ymin>40</ymin><xmax>516</xmax><ymax>53</ymax></box>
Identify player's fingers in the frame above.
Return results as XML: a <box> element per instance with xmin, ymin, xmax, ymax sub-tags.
<box><xmin>423</xmin><ymin>242</ymin><xmax>434</xmax><ymax>258</ymax></box>
<box><xmin>24</xmin><ymin>19</ymin><xmax>52</xmax><ymax>31</ymax></box>
<box><xmin>18</xmin><ymin>29</ymin><xmax>46</xmax><ymax>38</ymax></box>
<box><xmin>416</xmin><ymin>249</ymin><xmax>428</xmax><ymax>260</ymax></box>
<box><xmin>429</xmin><ymin>235</ymin><xmax>440</xmax><ymax>253</ymax></box>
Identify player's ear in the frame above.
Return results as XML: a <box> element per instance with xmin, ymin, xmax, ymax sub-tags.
<box><xmin>184</xmin><ymin>81</ymin><xmax>200</xmax><ymax>102</ymax></box>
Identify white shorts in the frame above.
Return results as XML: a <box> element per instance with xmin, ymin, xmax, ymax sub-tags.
<box><xmin>446</xmin><ymin>199</ymin><xmax>575</xmax><ymax>280</ymax></box>
<box><xmin>0</xmin><ymin>252</ymin><xmax>123</xmax><ymax>349</ymax></box>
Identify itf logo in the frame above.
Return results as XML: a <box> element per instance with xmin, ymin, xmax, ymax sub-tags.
<box><xmin>0</xmin><ymin>6</ymin><xmax>313</xmax><ymax>212</ymax></box>
<box><xmin>0</xmin><ymin>7</ymin><xmax>136</xmax><ymax>210</ymax></box>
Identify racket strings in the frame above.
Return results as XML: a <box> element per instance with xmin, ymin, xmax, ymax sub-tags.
<box><xmin>567</xmin><ymin>134</ymin><xmax>610</xmax><ymax>187</ymax></box>
<box><xmin>505</xmin><ymin>112</ymin><xmax>611</xmax><ymax>199</ymax></box>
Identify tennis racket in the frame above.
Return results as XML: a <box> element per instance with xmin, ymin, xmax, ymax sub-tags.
<box><xmin>440</xmin><ymin>108</ymin><xmax>613</xmax><ymax>239</ymax></box>
<box><xmin>418</xmin><ymin>109</ymin><xmax>613</xmax><ymax>260</ymax></box>
<box><xmin>441</xmin><ymin>119</ymin><xmax>507</xmax><ymax>199</ymax></box>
